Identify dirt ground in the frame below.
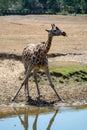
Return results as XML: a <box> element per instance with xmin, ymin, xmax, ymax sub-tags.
<box><xmin>0</xmin><ymin>15</ymin><xmax>87</xmax><ymax>106</ymax></box>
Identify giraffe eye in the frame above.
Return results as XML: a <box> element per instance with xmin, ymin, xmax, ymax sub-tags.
<box><xmin>54</xmin><ymin>30</ymin><xmax>56</xmax><ymax>32</ymax></box>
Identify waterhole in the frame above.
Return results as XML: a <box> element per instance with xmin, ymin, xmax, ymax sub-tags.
<box><xmin>0</xmin><ymin>105</ymin><xmax>87</xmax><ymax>130</ymax></box>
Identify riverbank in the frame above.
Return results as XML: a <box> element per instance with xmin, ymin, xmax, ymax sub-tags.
<box><xmin>0</xmin><ymin>15</ymin><xmax>87</xmax><ymax>106</ymax></box>
<box><xmin>0</xmin><ymin>58</ymin><xmax>87</xmax><ymax>106</ymax></box>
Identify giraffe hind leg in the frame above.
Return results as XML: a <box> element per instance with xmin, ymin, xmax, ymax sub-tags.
<box><xmin>24</xmin><ymin>69</ymin><xmax>32</xmax><ymax>102</ymax></box>
<box><xmin>44</xmin><ymin>64</ymin><xmax>62</xmax><ymax>101</ymax></box>
<box><xmin>24</xmin><ymin>80</ymin><xmax>32</xmax><ymax>102</ymax></box>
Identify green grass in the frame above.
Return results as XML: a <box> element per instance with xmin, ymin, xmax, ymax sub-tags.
<box><xmin>49</xmin><ymin>62</ymin><xmax>87</xmax><ymax>76</ymax></box>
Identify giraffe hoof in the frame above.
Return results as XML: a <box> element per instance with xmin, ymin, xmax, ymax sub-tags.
<box><xmin>11</xmin><ymin>97</ymin><xmax>15</xmax><ymax>101</ymax></box>
<box><xmin>58</xmin><ymin>97</ymin><xmax>63</xmax><ymax>102</ymax></box>
<box><xmin>26</xmin><ymin>98</ymin><xmax>34</xmax><ymax>105</ymax></box>
<box><xmin>36</xmin><ymin>95</ymin><xmax>42</xmax><ymax>100</ymax></box>
<box><xmin>26</xmin><ymin>96</ymin><xmax>32</xmax><ymax>103</ymax></box>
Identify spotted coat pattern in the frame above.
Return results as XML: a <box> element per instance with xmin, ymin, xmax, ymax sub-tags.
<box><xmin>12</xmin><ymin>24</ymin><xmax>67</xmax><ymax>102</ymax></box>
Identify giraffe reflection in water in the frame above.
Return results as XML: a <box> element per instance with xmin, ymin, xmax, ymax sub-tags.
<box><xmin>13</xmin><ymin>107</ymin><xmax>58</xmax><ymax>130</ymax></box>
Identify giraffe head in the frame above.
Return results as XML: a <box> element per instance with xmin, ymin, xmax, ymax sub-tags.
<box><xmin>46</xmin><ymin>24</ymin><xmax>67</xmax><ymax>36</ymax></box>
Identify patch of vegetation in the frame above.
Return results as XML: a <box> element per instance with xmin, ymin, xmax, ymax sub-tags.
<box><xmin>0</xmin><ymin>0</ymin><xmax>87</xmax><ymax>15</ymax></box>
<box><xmin>19</xmin><ymin>62</ymin><xmax>87</xmax><ymax>85</ymax></box>
<box><xmin>49</xmin><ymin>62</ymin><xmax>87</xmax><ymax>76</ymax></box>
<box><xmin>49</xmin><ymin>62</ymin><xmax>87</xmax><ymax>84</ymax></box>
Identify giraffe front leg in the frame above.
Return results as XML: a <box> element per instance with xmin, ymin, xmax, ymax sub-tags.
<box><xmin>12</xmin><ymin>63</ymin><xmax>32</xmax><ymax>101</ymax></box>
<box><xmin>44</xmin><ymin>64</ymin><xmax>62</xmax><ymax>101</ymax></box>
<box><xmin>12</xmin><ymin>79</ymin><xmax>25</xmax><ymax>101</ymax></box>
<box><xmin>33</xmin><ymin>70</ymin><xmax>42</xmax><ymax>100</ymax></box>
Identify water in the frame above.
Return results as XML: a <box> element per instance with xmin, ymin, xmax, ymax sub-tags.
<box><xmin>0</xmin><ymin>105</ymin><xmax>87</xmax><ymax>130</ymax></box>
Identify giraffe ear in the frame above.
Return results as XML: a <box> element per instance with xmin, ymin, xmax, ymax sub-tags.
<box><xmin>56</xmin><ymin>26</ymin><xmax>60</xmax><ymax>30</ymax></box>
<box><xmin>51</xmin><ymin>24</ymin><xmax>55</xmax><ymax>29</ymax></box>
<box><xmin>51</xmin><ymin>24</ymin><xmax>55</xmax><ymax>27</ymax></box>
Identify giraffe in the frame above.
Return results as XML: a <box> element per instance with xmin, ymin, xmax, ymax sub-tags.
<box><xmin>12</xmin><ymin>24</ymin><xmax>67</xmax><ymax>102</ymax></box>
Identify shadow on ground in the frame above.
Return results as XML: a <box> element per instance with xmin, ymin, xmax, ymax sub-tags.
<box><xmin>26</xmin><ymin>98</ymin><xmax>57</xmax><ymax>107</ymax></box>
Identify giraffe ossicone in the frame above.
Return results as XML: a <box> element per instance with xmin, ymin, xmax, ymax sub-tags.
<box><xmin>12</xmin><ymin>24</ymin><xmax>67</xmax><ymax>102</ymax></box>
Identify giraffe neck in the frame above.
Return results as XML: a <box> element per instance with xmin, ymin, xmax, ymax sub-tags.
<box><xmin>44</xmin><ymin>33</ymin><xmax>53</xmax><ymax>54</ymax></box>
